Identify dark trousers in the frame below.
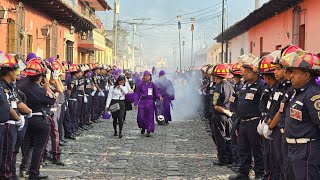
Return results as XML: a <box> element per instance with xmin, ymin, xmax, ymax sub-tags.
<box><xmin>58</xmin><ymin>103</ymin><xmax>65</xmax><ymax>139</ymax></box>
<box><xmin>83</xmin><ymin>95</ymin><xmax>93</xmax><ymax>125</ymax></box>
<box><xmin>281</xmin><ymin>133</ymin><xmax>295</xmax><ymax>180</ymax></box>
<box><xmin>92</xmin><ymin>94</ymin><xmax>99</xmax><ymax>121</ymax></box>
<box><xmin>68</xmin><ymin>100</ymin><xmax>78</xmax><ymax>133</ymax></box>
<box><xmin>62</xmin><ymin>103</ymin><xmax>73</xmax><ymax>137</ymax></box>
<box><xmin>12</xmin><ymin>119</ymin><xmax>28</xmax><ymax>178</ymax></box>
<box><xmin>288</xmin><ymin>140</ymin><xmax>320</xmax><ymax>180</ymax></box>
<box><xmin>0</xmin><ymin>123</ymin><xmax>17</xmax><ymax>179</ymax></box>
<box><xmin>0</xmin><ymin>125</ymin><xmax>4</xmax><ymax>169</ymax></box>
<box><xmin>48</xmin><ymin>115</ymin><xmax>60</xmax><ymax>160</ymax></box>
<box><xmin>271</xmin><ymin>127</ymin><xmax>284</xmax><ymax>179</ymax></box>
<box><xmin>111</xmin><ymin>100</ymin><xmax>126</xmax><ymax>134</ymax></box>
<box><xmin>213</xmin><ymin>115</ymin><xmax>234</xmax><ymax>164</ymax></box>
<box><xmin>231</xmin><ymin>115</ymin><xmax>240</xmax><ymax>165</ymax></box>
<box><xmin>210</xmin><ymin>115</ymin><xmax>216</xmax><ymax>145</ymax></box>
<box><xmin>238</xmin><ymin>119</ymin><xmax>264</xmax><ymax>176</ymax></box>
<box><xmin>20</xmin><ymin>116</ymin><xmax>50</xmax><ymax>175</ymax></box>
<box><xmin>77</xmin><ymin>96</ymin><xmax>84</xmax><ymax>128</ymax></box>
<box><xmin>263</xmin><ymin>137</ymin><xmax>271</xmax><ymax>178</ymax></box>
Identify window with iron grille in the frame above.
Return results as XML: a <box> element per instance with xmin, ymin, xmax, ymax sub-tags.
<box><xmin>27</xmin><ymin>35</ymin><xmax>33</xmax><ymax>55</ymax></box>
<box><xmin>7</xmin><ymin>18</ymin><xmax>16</xmax><ymax>53</ymax></box>
<box><xmin>16</xmin><ymin>2</ymin><xmax>25</xmax><ymax>57</ymax></box>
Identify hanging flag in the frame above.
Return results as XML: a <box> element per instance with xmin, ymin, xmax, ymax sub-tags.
<box><xmin>191</xmin><ymin>23</ymin><xmax>195</xmax><ymax>32</ymax></box>
<box><xmin>178</xmin><ymin>21</ymin><xmax>181</xmax><ymax>30</ymax></box>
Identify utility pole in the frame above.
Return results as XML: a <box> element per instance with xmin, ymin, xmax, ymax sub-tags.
<box><xmin>221</xmin><ymin>0</ymin><xmax>225</xmax><ymax>63</ymax></box>
<box><xmin>191</xmin><ymin>17</ymin><xmax>195</xmax><ymax>67</ymax></box>
<box><xmin>177</xmin><ymin>15</ymin><xmax>182</xmax><ymax>72</ymax></box>
<box><xmin>182</xmin><ymin>37</ymin><xmax>185</xmax><ymax>69</ymax></box>
<box><xmin>113</xmin><ymin>0</ymin><xmax>120</xmax><ymax>66</ymax></box>
<box><xmin>131</xmin><ymin>18</ymin><xmax>150</xmax><ymax>71</ymax></box>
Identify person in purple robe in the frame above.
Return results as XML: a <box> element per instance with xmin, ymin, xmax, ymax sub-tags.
<box><xmin>155</xmin><ymin>70</ymin><xmax>175</xmax><ymax>125</ymax></box>
<box><xmin>134</xmin><ymin>71</ymin><xmax>163</xmax><ymax>137</ymax></box>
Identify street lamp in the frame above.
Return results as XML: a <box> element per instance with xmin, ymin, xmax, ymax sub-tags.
<box><xmin>40</xmin><ymin>26</ymin><xmax>50</xmax><ymax>37</ymax></box>
<box><xmin>70</xmin><ymin>25</ymin><xmax>75</xmax><ymax>34</ymax></box>
<box><xmin>0</xmin><ymin>6</ymin><xmax>7</xmax><ymax>20</ymax></box>
<box><xmin>81</xmin><ymin>32</ymin><xmax>87</xmax><ymax>40</ymax></box>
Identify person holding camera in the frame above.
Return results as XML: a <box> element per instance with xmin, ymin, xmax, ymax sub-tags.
<box><xmin>105</xmin><ymin>75</ymin><xmax>128</xmax><ymax>138</ymax></box>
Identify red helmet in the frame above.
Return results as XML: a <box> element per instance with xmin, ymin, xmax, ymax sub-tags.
<box><xmin>51</xmin><ymin>60</ymin><xmax>64</xmax><ymax>73</ymax></box>
<box><xmin>0</xmin><ymin>53</ymin><xmax>19</xmax><ymax>68</ymax></box>
<box><xmin>281</xmin><ymin>45</ymin><xmax>302</xmax><ymax>58</ymax></box>
<box><xmin>259</xmin><ymin>55</ymin><xmax>275</xmax><ymax>74</ymax></box>
<box><xmin>214</xmin><ymin>64</ymin><xmax>230</xmax><ymax>78</ymax></box>
<box><xmin>282</xmin><ymin>51</ymin><xmax>320</xmax><ymax>74</ymax></box>
<box><xmin>91</xmin><ymin>63</ymin><xmax>98</xmax><ymax>70</ymax></box>
<box><xmin>230</xmin><ymin>63</ymin><xmax>241</xmax><ymax>75</ymax></box>
<box><xmin>69</xmin><ymin>64</ymin><xmax>81</xmax><ymax>73</ymax></box>
<box><xmin>24</xmin><ymin>60</ymin><xmax>45</xmax><ymax>76</ymax></box>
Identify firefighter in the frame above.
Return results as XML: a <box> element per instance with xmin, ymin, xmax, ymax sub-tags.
<box><xmin>281</xmin><ymin>51</ymin><xmax>320</xmax><ymax>179</ymax></box>
<box><xmin>211</xmin><ymin>64</ymin><xmax>235</xmax><ymax>166</ymax></box>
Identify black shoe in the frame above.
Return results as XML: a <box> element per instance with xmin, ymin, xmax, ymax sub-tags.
<box><xmin>119</xmin><ymin>133</ymin><xmax>123</xmax><ymax>138</ymax></box>
<box><xmin>88</xmin><ymin>121</ymin><xmax>93</xmax><ymax>125</ymax></box>
<box><xmin>213</xmin><ymin>160</ymin><xmax>228</xmax><ymax>166</ymax></box>
<box><xmin>59</xmin><ymin>142</ymin><xmax>67</xmax><ymax>146</ymax></box>
<box><xmin>20</xmin><ymin>169</ymin><xmax>28</xmax><ymax>177</ymax></box>
<box><xmin>61</xmin><ymin>139</ymin><xmax>68</xmax><ymax>143</ymax></box>
<box><xmin>28</xmin><ymin>173</ymin><xmax>48</xmax><ymax>179</ymax></box>
<box><xmin>229</xmin><ymin>173</ymin><xmax>249</xmax><ymax>180</ymax></box>
<box><xmin>82</xmin><ymin>126</ymin><xmax>90</xmax><ymax>131</ymax></box>
<box><xmin>146</xmin><ymin>132</ymin><xmax>151</xmax><ymax>137</ymax></box>
<box><xmin>65</xmin><ymin>135</ymin><xmax>76</xmax><ymax>140</ymax></box>
<box><xmin>141</xmin><ymin>129</ymin><xmax>145</xmax><ymax>134</ymax></box>
<box><xmin>52</xmin><ymin>160</ymin><xmax>65</xmax><ymax>166</ymax></box>
<box><xmin>74</xmin><ymin>131</ymin><xmax>81</xmax><ymax>136</ymax></box>
<box><xmin>114</xmin><ymin>132</ymin><xmax>118</xmax><ymax>136</ymax></box>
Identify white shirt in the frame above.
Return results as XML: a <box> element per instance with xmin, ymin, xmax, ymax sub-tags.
<box><xmin>106</xmin><ymin>85</ymin><xmax>129</xmax><ymax>108</ymax></box>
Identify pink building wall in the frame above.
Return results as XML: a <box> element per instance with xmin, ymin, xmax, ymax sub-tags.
<box><xmin>248</xmin><ymin>9</ymin><xmax>293</xmax><ymax>56</ymax></box>
<box><xmin>300</xmin><ymin>0</ymin><xmax>320</xmax><ymax>54</ymax></box>
<box><xmin>248</xmin><ymin>0</ymin><xmax>320</xmax><ymax>56</ymax></box>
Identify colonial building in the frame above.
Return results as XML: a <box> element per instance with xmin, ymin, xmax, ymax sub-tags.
<box><xmin>0</xmin><ymin>0</ymin><xmax>111</xmax><ymax>64</ymax></box>
<box><xmin>215</xmin><ymin>0</ymin><xmax>320</xmax><ymax>59</ymax></box>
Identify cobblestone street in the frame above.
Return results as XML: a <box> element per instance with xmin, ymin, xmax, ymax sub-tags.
<box><xmin>16</xmin><ymin>110</ymin><xmax>235</xmax><ymax>179</ymax></box>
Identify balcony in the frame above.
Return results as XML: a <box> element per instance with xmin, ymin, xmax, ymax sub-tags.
<box><xmin>78</xmin><ymin>29</ymin><xmax>106</xmax><ymax>51</ymax></box>
<box><xmin>26</xmin><ymin>0</ymin><xmax>96</xmax><ymax>32</ymax></box>
<box><xmin>60</xmin><ymin>0</ymin><xmax>78</xmax><ymax>12</ymax></box>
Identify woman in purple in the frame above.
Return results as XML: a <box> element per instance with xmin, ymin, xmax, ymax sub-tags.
<box><xmin>134</xmin><ymin>71</ymin><xmax>163</xmax><ymax>137</ymax></box>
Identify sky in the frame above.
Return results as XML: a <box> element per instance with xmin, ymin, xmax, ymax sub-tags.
<box><xmin>97</xmin><ymin>0</ymin><xmax>270</xmax><ymax>68</ymax></box>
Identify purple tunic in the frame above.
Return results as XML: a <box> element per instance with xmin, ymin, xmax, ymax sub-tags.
<box><xmin>155</xmin><ymin>77</ymin><xmax>175</xmax><ymax>122</ymax></box>
<box><xmin>134</xmin><ymin>81</ymin><xmax>161</xmax><ymax>133</ymax></box>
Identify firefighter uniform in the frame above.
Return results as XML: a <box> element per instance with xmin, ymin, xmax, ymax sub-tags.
<box><xmin>212</xmin><ymin>64</ymin><xmax>235</xmax><ymax>166</ymax></box>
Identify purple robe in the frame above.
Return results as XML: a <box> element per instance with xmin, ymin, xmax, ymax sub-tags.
<box><xmin>155</xmin><ymin>78</ymin><xmax>175</xmax><ymax>123</ymax></box>
<box><xmin>134</xmin><ymin>81</ymin><xmax>161</xmax><ymax>133</ymax></box>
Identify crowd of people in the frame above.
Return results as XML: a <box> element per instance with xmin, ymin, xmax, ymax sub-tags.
<box><xmin>199</xmin><ymin>44</ymin><xmax>320</xmax><ymax>180</ymax></box>
<box><xmin>1</xmin><ymin>43</ymin><xmax>319</xmax><ymax>180</ymax></box>
<box><xmin>0</xmin><ymin>51</ymin><xmax>177</xmax><ymax>179</ymax></box>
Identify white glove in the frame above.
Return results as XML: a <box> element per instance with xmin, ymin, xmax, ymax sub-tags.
<box><xmin>263</xmin><ymin>124</ymin><xmax>272</xmax><ymax>139</ymax></box>
<box><xmin>224</xmin><ymin>110</ymin><xmax>233</xmax><ymax>118</ymax></box>
<box><xmin>91</xmin><ymin>91</ymin><xmax>96</xmax><ymax>96</ymax></box>
<box><xmin>16</xmin><ymin>115</ymin><xmax>25</xmax><ymax>131</ymax></box>
<box><xmin>27</xmin><ymin>110</ymin><xmax>33</xmax><ymax>118</ymax></box>
<box><xmin>52</xmin><ymin>70</ymin><xmax>60</xmax><ymax>80</ymax></box>
<box><xmin>93</xmin><ymin>87</ymin><xmax>97</xmax><ymax>92</ymax></box>
<box><xmin>257</xmin><ymin>120</ymin><xmax>263</xmax><ymax>135</ymax></box>
<box><xmin>105</xmin><ymin>86</ymin><xmax>109</xmax><ymax>91</ymax></box>
<box><xmin>84</xmin><ymin>95</ymin><xmax>88</xmax><ymax>103</ymax></box>
<box><xmin>198</xmin><ymin>89</ymin><xmax>203</xmax><ymax>95</ymax></box>
<box><xmin>100</xmin><ymin>91</ymin><xmax>105</xmax><ymax>97</ymax></box>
